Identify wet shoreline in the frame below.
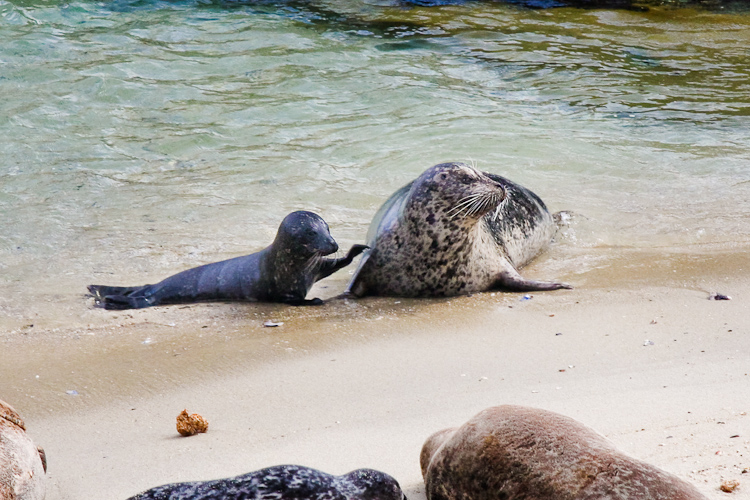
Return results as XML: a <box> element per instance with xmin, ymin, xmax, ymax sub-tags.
<box><xmin>3</xmin><ymin>241</ymin><xmax>747</xmax><ymax>416</ymax></box>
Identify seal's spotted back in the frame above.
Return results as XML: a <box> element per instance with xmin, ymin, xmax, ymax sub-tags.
<box><xmin>127</xmin><ymin>464</ymin><xmax>407</xmax><ymax>500</ymax></box>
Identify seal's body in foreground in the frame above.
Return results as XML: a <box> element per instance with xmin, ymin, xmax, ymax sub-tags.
<box><xmin>347</xmin><ymin>162</ymin><xmax>569</xmax><ymax>297</ymax></box>
<box><xmin>127</xmin><ymin>464</ymin><xmax>406</xmax><ymax>500</ymax></box>
<box><xmin>0</xmin><ymin>400</ymin><xmax>46</xmax><ymax>500</ymax></box>
<box><xmin>421</xmin><ymin>405</ymin><xmax>708</xmax><ymax>500</ymax></box>
<box><xmin>89</xmin><ymin>211</ymin><xmax>366</xmax><ymax>310</ymax></box>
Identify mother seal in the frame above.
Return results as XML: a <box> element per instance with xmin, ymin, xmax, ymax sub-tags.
<box><xmin>421</xmin><ymin>405</ymin><xmax>708</xmax><ymax>500</ymax></box>
<box><xmin>89</xmin><ymin>211</ymin><xmax>366</xmax><ymax>310</ymax></box>
<box><xmin>346</xmin><ymin>162</ymin><xmax>569</xmax><ymax>297</ymax></box>
<box><xmin>1</xmin><ymin>399</ymin><xmax>46</xmax><ymax>500</ymax></box>
<box><xmin>126</xmin><ymin>464</ymin><xmax>407</xmax><ymax>500</ymax></box>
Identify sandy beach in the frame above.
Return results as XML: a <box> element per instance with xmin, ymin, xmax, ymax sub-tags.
<box><xmin>1</xmin><ymin>244</ymin><xmax>748</xmax><ymax>500</ymax></box>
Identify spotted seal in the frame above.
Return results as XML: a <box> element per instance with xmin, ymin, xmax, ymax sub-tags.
<box><xmin>89</xmin><ymin>211</ymin><xmax>367</xmax><ymax>310</ymax></box>
<box><xmin>126</xmin><ymin>464</ymin><xmax>407</xmax><ymax>500</ymax></box>
<box><xmin>1</xmin><ymin>399</ymin><xmax>47</xmax><ymax>500</ymax></box>
<box><xmin>421</xmin><ymin>405</ymin><xmax>708</xmax><ymax>500</ymax></box>
<box><xmin>346</xmin><ymin>162</ymin><xmax>569</xmax><ymax>297</ymax></box>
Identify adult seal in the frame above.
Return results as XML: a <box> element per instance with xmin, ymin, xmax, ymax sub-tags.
<box><xmin>126</xmin><ymin>464</ymin><xmax>407</xmax><ymax>500</ymax></box>
<box><xmin>0</xmin><ymin>399</ymin><xmax>47</xmax><ymax>500</ymax></box>
<box><xmin>89</xmin><ymin>211</ymin><xmax>367</xmax><ymax>310</ymax></box>
<box><xmin>420</xmin><ymin>405</ymin><xmax>708</xmax><ymax>500</ymax></box>
<box><xmin>346</xmin><ymin>162</ymin><xmax>569</xmax><ymax>297</ymax></box>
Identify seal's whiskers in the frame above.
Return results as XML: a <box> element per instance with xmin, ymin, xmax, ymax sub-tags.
<box><xmin>490</xmin><ymin>195</ymin><xmax>509</xmax><ymax>220</ymax></box>
<box><xmin>304</xmin><ymin>253</ymin><xmax>324</xmax><ymax>275</ymax></box>
<box><xmin>447</xmin><ymin>194</ymin><xmax>484</xmax><ymax>219</ymax></box>
<box><xmin>448</xmin><ymin>192</ymin><xmax>503</xmax><ymax>220</ymax></box>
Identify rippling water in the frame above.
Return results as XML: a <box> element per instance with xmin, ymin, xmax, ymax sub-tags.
<box><xmin>1</xmin><ymin>0</ymin><xmax>749</xmax><ymax>329</ymax></box>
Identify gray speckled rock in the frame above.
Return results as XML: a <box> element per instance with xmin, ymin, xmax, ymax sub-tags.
<box><xmin>127</xmin><ymin>465</ymin><xmax>406</xmax><ymax>500</ymax></box>
<box><xmin>421</xmin><ymin>405</ymin><xmax>708</xmax><ymax>500</ymax></box>
<box><xmin>0</xmin><ymin>400</ymin><xmax>46</xmax><ymax>500</ymax></box>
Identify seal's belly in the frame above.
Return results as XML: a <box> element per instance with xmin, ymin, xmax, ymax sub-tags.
<box><xmin>360</xmin><ymin>228</ymin><xmax>507</xmax><ymax>297</ymax></box>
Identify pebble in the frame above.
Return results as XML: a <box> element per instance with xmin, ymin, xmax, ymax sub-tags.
<box><xmin>176</xmin><ymin>409</ymin><xmax>209</xmax><ymax>437</ymax></box>
<box><xmin>709</xmin><ymin>293</ymin><xmax>731</xmax><ymax>301</ymax></box>
<box><xmin>720</xmin><ymin>479</ymin><xmax>739</xmax><ymax>493</ymax></box>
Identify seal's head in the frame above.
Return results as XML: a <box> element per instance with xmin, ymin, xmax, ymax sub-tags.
<box><xmin>0</xmin><ymin>399</ymin><xmax>25</xmax><ymax>430</ymax></box>
<box><xmin>406</xmin><ymin>163</ymin><xmax>506</xmax><ymax>226</ymax></box>
<box><xmin>276</xmin><ymin>210</ymin><xmax>339</xmax><ymax>257</ymax></box>
<box><xmin>341</xmin><ymin>469</ymin><xmax>408</xmax><ymax>500</ymax></box>
<box><xmin>420</xmin><ymin>427</ymin><xmax>456</xmax><ymax>478</ymax></box>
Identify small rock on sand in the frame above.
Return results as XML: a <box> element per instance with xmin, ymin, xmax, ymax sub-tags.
<box><xmin>176</xmin><ymin>409</ymin><xmax>208</xmax><ymax>437</ymax></box>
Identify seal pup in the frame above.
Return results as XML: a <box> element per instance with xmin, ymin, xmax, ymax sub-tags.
<box><xmin>89</xmin><ymin>211</ymin><xmax>367</xmax><ymax>310</ymax></box>
<box><xmin>126</xmin><ymin>464</ymin><xmax>407</xmax><ymax>500</ymax></box>
<box><xmin>0</xmin><ymin>399</ymin><xmax>46</xmax><ymax>500</ymax></box>
<box><xmin>346</xmin><ymin>162</ymin><xmax>570</xmax><ymax>297</ymax></box>
<box><xmin>420</xmin><ymin>405</ymin><xmax>708</xmax><ymax>500</ymax></box>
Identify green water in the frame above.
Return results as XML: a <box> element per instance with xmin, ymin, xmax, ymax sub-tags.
<box><xmin>1</xmin><ymin>0</ymin><xmax>749</xmax><ymax>329</ymax></box>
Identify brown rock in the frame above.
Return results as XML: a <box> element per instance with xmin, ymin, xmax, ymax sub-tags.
<box><xmin>421</xmin><ymin>405</ymin><xmax>708</xmax><ymax>500</ymax></box>
<box><xmin>176</xmin><ymin>409</ymin><xmax>208</xmax><ymax>437</ymax></box>
<box><xmin>1</xmin><ymin>399</ymin><xmax>46</xmax><ymax>500</ymax></box>
<box><xmin>720</xmin><ymin>480</ymin><xmax>739</xmax><ymax>493</ymax></box>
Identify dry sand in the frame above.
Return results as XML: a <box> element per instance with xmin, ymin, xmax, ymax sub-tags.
<box><xmin>1</xmin><ymin>247</ymin><xmax>749</xmax><ymax>499</ymax></box>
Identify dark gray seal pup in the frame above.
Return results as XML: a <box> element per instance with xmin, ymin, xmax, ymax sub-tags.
<box><xmin>0</xmin><ymin>399</ymin><xmax>46</xmax><ymax>500</ymax></box>
<box><xmin>421</xmin><ymin>405</ymin><xmax>709</xmax><ymax>500</ymax></box>
<box><xmin>346</xmin><ymin>162</ymin><xmax>569</xmax><ymax>297</ymax></box>
<box><xmin>89</xmin><ymin>211</ymin><xmax>367</xmax><ymax>310</ymax></box>
<box><xmin>126</xmin><ymin>464</ymin><xmax>407</xmax><ymax>500</ymax></box>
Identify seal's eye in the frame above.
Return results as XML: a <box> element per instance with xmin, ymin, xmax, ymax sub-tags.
<box><xmin>438</xmin><ymin>172</ymin><xmax>449</xmax><ymax>181</ymax></box>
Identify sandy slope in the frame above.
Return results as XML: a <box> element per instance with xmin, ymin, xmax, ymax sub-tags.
<box><xmin>1</xmin><ymin>250</ymin><xmax>749</xmax><ymax>499</ymax></box>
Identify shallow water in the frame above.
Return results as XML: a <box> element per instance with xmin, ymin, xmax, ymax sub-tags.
<box><xmin>1</xmin><ymin>0</ymin><xmax>750</xmax><ymax>331</ymax></box>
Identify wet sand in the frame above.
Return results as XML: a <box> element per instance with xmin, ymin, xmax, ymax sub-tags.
<box><xmin>2</xmin><ymin>247</ymin><xmax>749</xmax><ymax>499</ymax></box>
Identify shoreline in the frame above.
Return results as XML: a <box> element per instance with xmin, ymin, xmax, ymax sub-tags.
<box><xmin>1</xmin><ymin>245</ymin><xmax>748</xmax><ymax>499</ymax></box>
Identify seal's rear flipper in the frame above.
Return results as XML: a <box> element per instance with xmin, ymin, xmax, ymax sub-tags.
<box><xmin>88</xmin><ymin>285</ymin><xmax>152</xmax><ymax>309</ymax></box>
<box><xmin>494</xmin><ymin>270</ymin><xmax>572</xmax><ymax>292</ymax></box>
<box><xmin>88</xmin><ymin>284</ymin><xmax>142</xmax><ymax>298</ymax></box>
<box><xmin>552</xmin><ymin>210</ymin><xmax>574</xmax><ymax>226</ymax></box>
<box><xmin>99</xmin><ymin>295</ymin><xmax>152</xmax><ymax>310</ymax></box>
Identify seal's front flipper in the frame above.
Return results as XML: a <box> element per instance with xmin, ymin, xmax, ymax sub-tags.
<box><xmin>494</xmin><ymin>269</ymin><xmax>572</xmax><ymax>292</ymax></box>
<box><xmin>346</xmin><ymin>244</ymin><xmax>369</xmax><ymax>258</ymax></box>
<box><xmin>316</xmin><ymin>244</ymin><xmax>369</xmax><ymax>280</ymax></box>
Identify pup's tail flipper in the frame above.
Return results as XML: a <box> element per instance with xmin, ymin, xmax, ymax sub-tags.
<box><xmin>87</xmin><ymin>285</ymin><xmax>152</xmax><ymax>310</ymax></box>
